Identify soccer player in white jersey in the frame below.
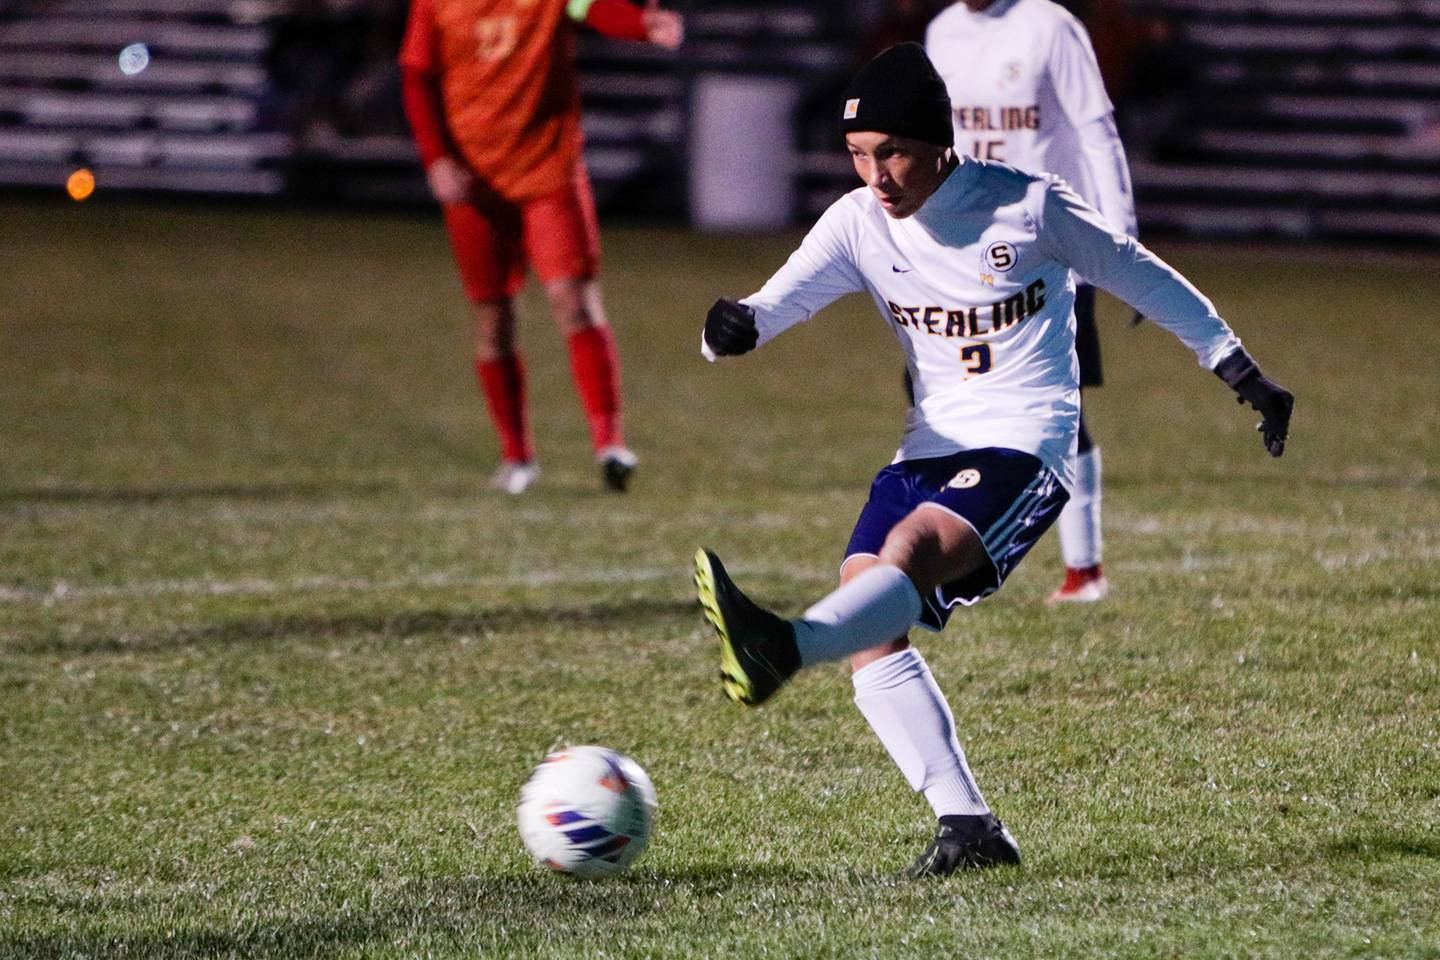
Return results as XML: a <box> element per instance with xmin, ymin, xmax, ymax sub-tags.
<box><xmin>692</xmin><ymin>43</ymin><xmax>1293</xmax><ymax>876</ymax></box>
<box><xmin>927</xmin><ymin>0</ymin><xmax>1137</xmax><ymax>603</ymax></box>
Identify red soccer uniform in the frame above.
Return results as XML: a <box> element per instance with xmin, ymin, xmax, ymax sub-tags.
<box><xmin>399</xmin><ymin>0</ymin><xmax>658</xmax><ymax>476</ymax></box>
<box><xmin>400</xmin><ymin>0</ymin><xmax>647</xmax><ymax>298</ymax></box>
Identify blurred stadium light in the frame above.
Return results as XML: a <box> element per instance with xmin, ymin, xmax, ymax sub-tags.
<box><xmin>0</xmin><ymin>0</ymin><xmax>1436</xmax><ymax>240</ymax></box>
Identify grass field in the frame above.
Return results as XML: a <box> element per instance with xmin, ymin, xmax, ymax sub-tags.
<box><xmin>2</xmin><ymin>197</ymin><xmax>1438</xmax><ymax>959</ymax></box>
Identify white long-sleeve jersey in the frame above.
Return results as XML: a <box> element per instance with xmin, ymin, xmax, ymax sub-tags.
<box><xmin>728</xmin><ymin>159</ymin><xmax>1240</xmax><ymax>489</ymax></box>
<box><xmin>926</xmin><ymin>0</ymin><xmax>1137</xmax><ymax>237</ymax></box>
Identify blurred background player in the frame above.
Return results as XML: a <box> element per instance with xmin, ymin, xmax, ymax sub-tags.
<box><xmin>926</xmin><ymin>0</ymin><xmax>1137</xmax><ymax>601</ymax></box>
<box><xmin>399</xmin><ymin>0</ymin><xmax>684</xmax><ymax>495</ymax></box>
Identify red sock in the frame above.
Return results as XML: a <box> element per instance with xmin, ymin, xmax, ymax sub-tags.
<box><xmin>475</xmin><ymin>353</ymin><xmax>532</xmax><ymax>464</ymax></box>
<box><xmin>1060</xmin><ymin>564</ymin><xmax>1104</xmax><ymax>591</ymax></box>
<box><xmin>567</xmin><ymin>325</ymin><xmax>622</xmax><ymax>452</ymax></box>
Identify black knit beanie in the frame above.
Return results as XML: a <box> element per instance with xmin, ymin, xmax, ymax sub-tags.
<box><xmin>839</xmin><ymin>42</ymin><xmax>954</xmax><ymax>148</ymax></box>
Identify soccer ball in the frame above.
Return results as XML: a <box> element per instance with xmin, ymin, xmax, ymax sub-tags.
<box><xmin>516</xmin><ymin>745</ymin><xmax>656</xmax><ymax>878</ymax></box>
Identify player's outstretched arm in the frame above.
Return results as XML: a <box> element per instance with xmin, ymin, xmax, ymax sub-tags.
<box><xmin>702</xmin><ymin>299</ymin><xmax>758</xmax><ymax>361</ymax></box>
<box><xmin>641</xmin><ymin>0</ymin><xmax>684</xmax><ymax>49</ymax></box>
<box><xmin>699</xmin><ymin>200</ymin><xmax>865</xmax><ymax>363</ymax></box>
<box><xmin>1036</xmin><ymin>180</ymin><xmax>1295</xmax><ymax>457</ymax></box>
<box><xmin>573</xmin><ymin>0</ymin><xmax>683</xmax><ymax>49</ymax></box>
<box><xmin>1213</xmin><ymin>347</ymin><xmax>1295</xmax><ymax>457</ymax></box>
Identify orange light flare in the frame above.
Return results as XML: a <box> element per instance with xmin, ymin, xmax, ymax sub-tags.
<box><xmin>66</xmin><ymin>168</ymin><xmax>96</xmax><ymax>201</ymax></box>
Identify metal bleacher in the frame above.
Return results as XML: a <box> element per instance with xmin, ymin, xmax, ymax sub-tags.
<box><xmin>1130</xmin><ymin>0</ymin><xmax>1440</xmax><ymax>241</ymax></box>
<box><xmin>0</xmin><ymin>0</ymin><xmax>288</xmax><ymax>194</ymax></box>
<box><xmin>0</xmin><ymin>0</ymin><xmax>849</xmax><ymax>217</ymax></box>
<box><xmin>583</xmin><ymin>4</ymin><xmax>847</xmax><ymax>216</ymax></box>
<box><xmin>13</xmin><ymin>1</ymin><xmax>1430</xmax><ymax>242</ymax></box>
<box><xmin>788</xmin><ymin>1</ymin><xmax>1440</xmax><ymax>242</ymax></box>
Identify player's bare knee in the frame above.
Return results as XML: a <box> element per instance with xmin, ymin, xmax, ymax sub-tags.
<box><xmin>472</xmin><ymin>299</ymin><xmax>517</xmax><ymax>359</ymax></box>
<box><xmin>545</xmin><ymin>295</ymin><xmax>583</xmax><ymax>332</ymax></box>
<box><xmin>878</xmin><ymin>513</ymin><xmax>951</xmax><ymax>575</ymax></box>
<box><xmin>876</xmin><ymin>525</ymin><xmax>928</xmax><ymax>573</ymax></box>
<box><xmin>839</xmin><ymin>554</ymin><xmax>881</xmax><ymax>586</ymax></box>
<box><xmin>544</xmin><ymin>279</ymin><xmax>604</xmax><ymax>335</ymax></box>
<box><xmin>474</xmin><ymin>325</ymin><xmax>515</xmax><ymax>360</ymax></box>
<box><xmin>556</xmin><ymin>308</ymin><xmax>602</xmax><ymax>336</ymax></box>
<box><xmin>879</xmin><ymin>508</ymin><xmax>988</xmax><ymax>592</ymax></box>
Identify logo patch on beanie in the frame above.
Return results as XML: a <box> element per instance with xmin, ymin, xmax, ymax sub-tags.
<box><xmin>844</xmin><ymin>98</ymin><xmax>860</xmax><ymax>119</ymax></box>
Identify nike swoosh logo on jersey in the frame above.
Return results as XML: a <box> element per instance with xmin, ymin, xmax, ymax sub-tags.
<box><xmin>892</xmin><ymin>265</ymin><xmax>912</xmax><ymax>273</ymax></box>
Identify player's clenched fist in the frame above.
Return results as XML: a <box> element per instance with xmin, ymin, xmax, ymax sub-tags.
<box><xmin>1214</xmin><ymin>347</ymin><xmax>1295</xmax><ymax>457</ymax></box>
<box><xmin>642</xmin><ymin>0</ymin><xmax>683</xmax><ymax>49</ymax></box>
<box><xmin>425</xmin><ymin>155</ymin><xmax>477</xmax><ymax>205</ymax></box>
<box><xmin>704</xmin><ymin>298</ymin><xmax>759</xmax><ymax>358</ymax></box>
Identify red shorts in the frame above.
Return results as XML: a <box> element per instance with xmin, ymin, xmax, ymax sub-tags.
<box><xmin>441</xmin><ymin>163</ymin><xmax>601</xmax><ymax>302</ymax></box>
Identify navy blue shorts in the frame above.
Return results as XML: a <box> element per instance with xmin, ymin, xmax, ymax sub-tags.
<box><xmin>844</xmin><ymin>448</ymin><xmax>1068</xmax><ymax>631</ymax></box>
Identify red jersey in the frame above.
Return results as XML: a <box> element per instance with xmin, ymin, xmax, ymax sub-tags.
<box><xmin>401</xmin><ymin>0</ymin><xmax>586</xmax><ymax>201</ymax></box>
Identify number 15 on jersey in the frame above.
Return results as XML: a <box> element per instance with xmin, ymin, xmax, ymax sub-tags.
<box><xmin>970</xmin><ymin>139</ymin><xmax>1005</xmax><ymax>161</ymax></box>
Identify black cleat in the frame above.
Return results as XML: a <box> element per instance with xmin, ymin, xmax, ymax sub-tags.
<box><xmin>693</xmin><ymin>548</ymin><xmax>801</xmax><ymax>706</ymax></box>
<box><xmin>905</xmin><ymin>814</ymin><xmax>1021</xmax><ymax>877</ymax></box>
<box><xmin>599</xmin><ymin>446</ymin><xmax>638</xmax><ymax>493</ymax></box>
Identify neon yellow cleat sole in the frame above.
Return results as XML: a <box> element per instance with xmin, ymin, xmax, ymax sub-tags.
<box><xmin>693</xmin><ymin>548</ymin><xmax>800</xmax><ymax>706</ymax></box>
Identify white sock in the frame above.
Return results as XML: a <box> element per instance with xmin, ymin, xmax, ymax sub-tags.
<box><xmin>852</xmin><ymin>648</ymin><xmax>990</xmax><ymax>817</ymax></box>
<box><xmin>792</xmin><ymin>565</ymin><xmax>921</xmax><ymax>667</ymax></box>
<box><xmin>1057</xmin><ymin>446</ymin><xmax>1103</xmax><ymax>569</ymax></box>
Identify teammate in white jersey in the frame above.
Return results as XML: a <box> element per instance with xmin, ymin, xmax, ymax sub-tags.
<box><xmin>692</xmin><ymin>43</ymin><xmax>1293</xmax><ymax>876</ymax></box>
<box><xmin>927</xmin><ymin>0</ymin><xmax>1137</xmax><ymax>603</ymax></box>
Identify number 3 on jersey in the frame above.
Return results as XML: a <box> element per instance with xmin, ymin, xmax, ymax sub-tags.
<box><xmin>960</xmin><ymin>342</ymin><xmax>992</xmax><ymax>377</ymax></box>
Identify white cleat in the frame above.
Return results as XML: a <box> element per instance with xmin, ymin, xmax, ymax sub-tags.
<box><xmin>1046</xmin><ymin>567</ymin><xmax>1109</xmax><ymax>605</ymax></box>
<box><xmin>597</xmin><ymin>445</ymin><xmax>638</xmax><ymax>493</ymax></box>
<box><xmin>490</xmin><ymin>462</ymin><xmax>538</xmax><ymax>496</ymax></box>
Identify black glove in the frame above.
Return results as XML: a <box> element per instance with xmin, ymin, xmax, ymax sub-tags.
<box><xmin>704</xmin><ymin>298</ymin><xmax>759</xmax><ymax>357</ymax></box>
<box><xmin>1214</xmin><ymin>347</ymin><xmax>1294</xmax><ymax>457</ymax></box>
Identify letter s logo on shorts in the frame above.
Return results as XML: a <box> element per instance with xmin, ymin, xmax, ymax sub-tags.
<box><xmin>947</xmin><ymin>469</ymin><xmax>982</xmax><ymax>490</ymax></box>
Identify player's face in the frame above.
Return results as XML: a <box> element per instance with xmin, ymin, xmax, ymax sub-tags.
<box><xmin>845</xmin><ymin>132</ymin><xmax>951</xmax><ymax>219</ymax></box>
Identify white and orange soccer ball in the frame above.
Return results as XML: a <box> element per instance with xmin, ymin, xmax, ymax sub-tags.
<box><xmin>516</xmin><ymin>745</ymin><xmax>656</xmax><ymax>878</ymax></box>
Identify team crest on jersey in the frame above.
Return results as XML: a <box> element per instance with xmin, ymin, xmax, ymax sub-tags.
<box><xmin>844</xmin><ymin>98</ymin><xmax>860</xmax><ymax>119</ymax></box>
<box><xmin>999</xmin><ymin>61</ymin><xmax>1022</xmax><ymax>89</ymax></box>
<box><xmin>947</xmin><ymin>469</ymin><xmax>982</xmax><ymax>490</ymax></box>
<box><xmin>983</xmin><ymin>241</ymin><xmax>1016</xmax><ymax>273</ymax></box>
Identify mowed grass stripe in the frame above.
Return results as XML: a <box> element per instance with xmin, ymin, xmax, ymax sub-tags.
<box><xmin>0</xmin><ymin>546</ymin><xmax>1428</xmax><ymax>606</ymax></box>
